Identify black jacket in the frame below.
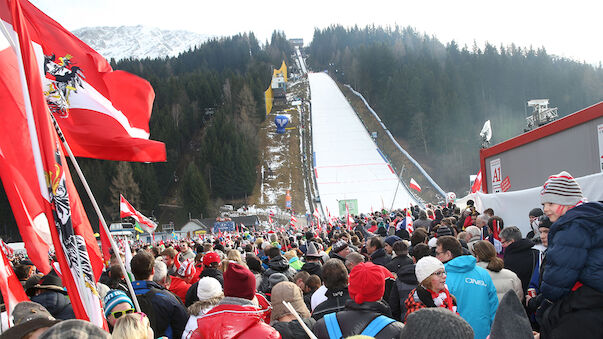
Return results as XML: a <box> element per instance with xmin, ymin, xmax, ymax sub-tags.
<box><xmin>301</xmin><ymin>262</ymin><xmax>322</xmax><ymax>279</ymax></box>
<box><xmin>388</xmin><ymin>264</ymin><xmax>418</xmax><ymax>321</ymax></box>
<box><xmin>540</xmin><ymin>285</ymin><xmax>603</xmax><ymax>339</ymax></box>
<box><xmin>185</xmin><ymin>267</ymin><xmax>224</xmax><ymax>306</ymax></box>
<box><xmin>385</xmin><ymin>255</ymin><xmax>413</xmax><ymax>274</ymax></box>
<box><xmin>311</xmin><ymin>287</ymin><xmax>350</xmax><ymax>321</ymax></box>
<box><xmin>259</xmin><ymin>255</ymin><xmax>296</xmax><ymax>293</ymax></box>
<box><xmin>132</xmin><ymin>280</ymin><xmax>188</xmax><ymax>339</ymax></box>
<box><xmin>272</xmin><ymin>318</ymin><xmax>316</xmax><ymax>339</ymax></box>
<box><xmin>370</xmin><ymin>248</ymin><xmax>391</xmax><ymax>267</ymax></box>
<box><xmin>312</xmin><ymin>300</ymin><xmax>403</xmax><ymax>339</ymax></box>
<box><xmin>503</xmin><ymin>238</ymin><xmax>538</xmax><ymax>294</ymax></box>
<box><xmin>31</xmin><ymin>290</ymin><xmax>76</xmax><ymax>320</ymax></box>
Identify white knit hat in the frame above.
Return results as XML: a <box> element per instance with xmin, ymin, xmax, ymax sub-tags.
<box><xmin>540</xmin><ymin>171</ymin><xmax>584</xmax><ymax>206</ymax></box>
<box><xmin>197</xmin><ymin>277</ymin><xmax>222</xmax><ymax>301</ymax></box>
<box><xmin>415</xmin><ymin>256</ymin><xmax>445</xmax><ymax>284</ymax></box>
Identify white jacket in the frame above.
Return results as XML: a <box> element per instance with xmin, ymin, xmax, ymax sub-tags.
<box><xmin>477</xmin><ymin>261</ymin><xmax>524</xmax><ymax>302</ymax></box>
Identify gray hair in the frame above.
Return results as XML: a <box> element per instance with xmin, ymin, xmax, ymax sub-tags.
<box><xmin>153</xmin><ymin>259</ymin><xmax>167</xmax><ymax>284</ymax></box>
<box><xmin>477</xmin><ymin>214</ymin><xmax>490</xmax><ymax>224</ymax></box>
<box><xmin>499</xmin><ymin>226</ymin><xmax>522</xmax><ymax>242</ymax></box>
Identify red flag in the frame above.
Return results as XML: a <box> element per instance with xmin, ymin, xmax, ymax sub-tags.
<box><xmin>471</xmin><ymin>170</ymin><xmax>483</xmax><ymax>193</ymax></box>
<box><xmin>0</xmin><ymin>0</ymin><xmax>165</xmax><ymax>162</ymax></box>
<box><xmin>0</xmin><ymin>247</ymin><xmax>29</xmax><ymax>320</ymax></box>
<box><xmin>409</xmin><ymin>178</ymin><xmax>421</xmax><ymax>192</ymax></box>
<box><xmin>99</xmin><ymin>221</ymin><xmax>111</xmax><ymax>267</ymax></box>
<box><xmin>120</xmin><ymin>195</ymin><xmax>157</xmax><ymax>233</ymax></box>
<box><xmin>3</xmin><ymin>0</ymin><xmax>105</xmax><ymax>327</ymax></box>
<box><xmin>0</xmin><ymin>42</ymin><xmax>53</xmax><ymax>275</ymax></box>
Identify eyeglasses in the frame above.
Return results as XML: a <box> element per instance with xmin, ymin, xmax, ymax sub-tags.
<box><xmin>432</xmin><ymin>270</ymin><xmax>447</xmax><ymax>277</ymax></box>
<box><xmin>110</xmin><ymin>308</ymin><xmax>135</xmax><ymax>319</ymax></box>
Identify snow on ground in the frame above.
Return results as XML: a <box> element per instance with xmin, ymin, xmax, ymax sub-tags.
<box><xmin>309</xmin><ymin>72</ymin><xmax>418</xmax><ymax>216</ymax></box>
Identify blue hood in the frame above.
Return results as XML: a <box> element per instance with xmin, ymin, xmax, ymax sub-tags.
<box><xmin>444</xmin><ymin>255</ymin><xmax>476</xmax><ymax>273</ymax></box>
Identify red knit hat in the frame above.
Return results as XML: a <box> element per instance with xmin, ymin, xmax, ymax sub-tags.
<box><xmin>223</xmin><ymin>262</ymin><xmax>256</xmax><ymax>300</ymax></box>
<box><xmin>348</xmin><ymin>262</ymin><xmax>394</xmax><ymax>304</ymax></box>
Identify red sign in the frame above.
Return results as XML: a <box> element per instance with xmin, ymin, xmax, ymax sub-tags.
<box><xmin>501</xmin><ymin>176</ymin><xmax>511</xmax><ymax>192</ymax></box>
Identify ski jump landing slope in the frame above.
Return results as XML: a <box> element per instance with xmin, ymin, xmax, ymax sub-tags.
<box><xmin>309</xmin><ymin>72</ymin><xmax>418</xmax><ymax>216</ymax></box>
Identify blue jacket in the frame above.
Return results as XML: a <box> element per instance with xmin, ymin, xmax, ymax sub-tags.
<box><xmin>541</xmin><ymin>201</ymin><xmax>603</xmax><ymax>302</ymax></box>
<box><xmin>132</xmin><ymin>280</ymin><xmax>188</xmax><ymax>339</ymax></box>
<box><xmin>445</xmin><ymin>255</ymin><xmax>498</xmax><ymax>339</ymax></box>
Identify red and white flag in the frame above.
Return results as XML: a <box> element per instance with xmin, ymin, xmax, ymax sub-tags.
<box><xmin>0</xmin><ymin>0</ymin><xmax>105</xmax><ymax>327</ymax></box>
<box><xmin>471</xmin><ymin>170</ymin><xmax>483</xmax><ymax>193</ymax></box>
<box><xmin>0</xmin><ymin>246</ymin><xmax>29</xmax><ymax>322</ymax></box>
<box><xmin>409</xmin><ymin>178</ymin><xmax>421</xmax><ymax>192</ymax></box>
<box><xmin>290</xmin><ymin>214</ymin><xmax>297</xmax><ymax>225</ymax></box>
<box><xmin>346</xmin><ymin>203</ymin><xmax>354</xmax><ymax>230</ymax></box>
<box><xmin>0</xmin><ymin>239</ymin><xmax>14</xmax><ymax>257</ymax></box>
<box><xmin>0</xmin><ymin>0</ymin><xmax>165</xmax><ymax>162</ymax></box>
<box><xmin>405</xmin><ymin>209</ymin><xmax>414</xmax><ymax>234</ymax></box>
<box><xmin>120</xmin><ymin>195</ymin><xmax>157</xmax><ymax>233</ymax></box>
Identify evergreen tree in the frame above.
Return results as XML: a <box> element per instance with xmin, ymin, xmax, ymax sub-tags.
<box><xmin>106</xmin><ymin>162</ymin><xmax>141</xmax><ymax>220</ymax></box>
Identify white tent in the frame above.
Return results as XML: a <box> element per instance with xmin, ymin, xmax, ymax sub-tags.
<box><xmin>467</xmin><ymin>172</ymin><xmax>603</xmax><ymax>235</ymax></box>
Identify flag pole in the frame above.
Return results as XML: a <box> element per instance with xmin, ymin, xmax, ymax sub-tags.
<box><xmin>390</xmin><ymin>165</ymin><xmax>405</xmax><ymax>211</ymax></box>
<box><xmin>49</xmin><ymin>113</ymin><xmax>141</xmax><ymax>312</ymax></box>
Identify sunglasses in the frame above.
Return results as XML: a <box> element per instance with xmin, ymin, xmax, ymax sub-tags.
<box><xmin>110</xmin><ymin>308</ymin><xmax>135</xmax><ymax>319</ymax></box>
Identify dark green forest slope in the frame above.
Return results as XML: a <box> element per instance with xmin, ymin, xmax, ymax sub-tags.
<box><xmin>0</xmin><ymin>32</ymin><xmax>292</xmax><ymax>238</ymax></box>
<box><xmin>308</xmin><ymin>25</ymin><xmax>603</xmax><ymax>194</ymax></box>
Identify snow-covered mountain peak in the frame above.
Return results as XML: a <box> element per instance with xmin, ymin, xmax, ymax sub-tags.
<box><xmin>73</xmin><ymin>25</ymin><xmax>213</xmax><ymax>61</ymax></box>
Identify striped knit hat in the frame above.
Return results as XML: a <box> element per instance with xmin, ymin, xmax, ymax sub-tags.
<box><xmin>103</xmin><ymin>290</ymin><xmax>134</xmax><ymax>319</ymax></box>
<box><xmin>540</xmin><ymin>171</ymin><xmax>584</xmax><ymax>206</ymax></box>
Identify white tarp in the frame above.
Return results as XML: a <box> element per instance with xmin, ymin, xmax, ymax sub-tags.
<box><xmin>472</xmin><ymin>172</ymin><xmax>603</xmax><ymax>235</ymax></box>
<box><xmin>309</xmin><ymin>72</ymin><xmax>418</xmax><ymax>216</ymax></box>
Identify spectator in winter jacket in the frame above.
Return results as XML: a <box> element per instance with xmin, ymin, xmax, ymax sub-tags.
<box><xmin>259</xmin><ymin>247</ymin><xmax>297</xmax><ymax>293</ymax></box>
<box><xmin>311</xmin><ymin>259</ymin><xmax>351</xmax><ymax>321</ymax></box>
<box><xmin>383</xmin><ymin>235</ymin><xmax>401</xmax><ymax>256</ymax></box>
<box><xmin>30</xmin><ymin>270</ymin><xmax>76</xmax><ymax>320</ymax></box>
<box><xmin>301</xmin><ymin>242</ymin><xmax>323</xmax><ymax>278</ymax></box>
<box><xmin>367</xmin><ymin>236</ymin><xmax>391</xmax><ymax>267</ymax></box>
<box><xmin>271</xmin><ymin>281</ymin><xmax>316</xmax><ymax>339</ymax></box>
<box><xmin>413</xmin><ymin>210</ymin><xmax>432</xmax><ymax>231</ymax></box>
<box><xmin>303</xmin><ymin>275</ymin><xmax>321</xmax><ymax>311</ymax></box>
<box><xmin>473</xmin><ymin>240</ymin><xmax>523</xmax><ymax>302</ymax></box>
<box><xmin>103</xmin><ymin>289</ymin><xmax>135</xmax><ymax>330</ymax></box>
<box><xmin>385</xmin><ymin>240</ymin><xmax>412</xmax><ymax>274</ymax></box>
<box><xmin>182</xmin><ymin>277</ymin><xmax>224</xmax><ymax>339</ymax></box>
<box><xmin>436</xmin><ymin>236</ymin><xmax>498</xmax><ymax>339</ymax></box>
<box><xmin>130</xmin><ymin>250</ymin><xmax>188</xmax><ymax>339</ymax></box>
<box><xmin>403</xmin><ymin>256</ymin><xmax>456</xmax><ymax>321</ymax></box>
<box><xmin>344</xmin><ymin>252</ymin><xmax>365</xmax><ymax>273</ymax></box>
<box><xmin>179</xmin><ymin>241</ymin><xmax>195</xmax><ymax>262</ymax></box>
<box><xmin>162</xmin><ymin>248</ymin><xmax>179</xmax><ymax>276</ymax></box>
<box><xmin>169</xmin><ymin>258</ymin><xmax>194</xmax><ymax>303</ymax></box>
<box><xmin>329</xmin><ymin>240</ymin><xmax>351</xmax><ymax>264</ymax></box>
<box><xmin>538</xmin><ymin>171</ymin><xmax>603</xmax><ymax>338</ymax></box>
<box><xmin>191</xmin><ymin>262</ymin><xmax>279</xmax><ymax>339</ymax></box>
<box><xmin>184</xmin><ymin>251</ymin><xmax>223</xmax><ymax>307</ymax></box>
<box><xmin>312</xmin><ymin>262</ymin><xmax>403</xmax><ymax>339</ymax></box>
<box><xmin>500</xmin><ymin>226</ymin><xmax>538</xmax><ymax>295</ymax></box>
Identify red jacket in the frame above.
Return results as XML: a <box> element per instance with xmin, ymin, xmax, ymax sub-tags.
<box><xmin>169</xmin><ymin>276</ymin><xmax>191</xmax><ymax>304</ymax></box>
<box><xmin>190</xmin><ymin>304</ymin><xmax>280</xmax><ymax>339</ymax></box>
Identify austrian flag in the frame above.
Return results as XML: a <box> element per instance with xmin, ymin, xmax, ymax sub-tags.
<box><xmin>409</xmin><ymin>178</ymin><xmax>421</xmax><ymax>192</ymax></box>
<box><xmin>0</xmin><ymin>0</ymin><xmax>165</xmax><ymax>162</ymax></box>
<box><xmin>120</xmin><ymin>195</ymin><xmax>157</xmax><ymax>233</ymax></box>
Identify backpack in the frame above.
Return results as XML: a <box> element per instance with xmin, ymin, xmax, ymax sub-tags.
<box><xmin>136</xmin><ymin>288</ymin><xmax>159</xmax><ymax>333</ymax></box>
<box><xmin>324</xmin><ymin>313</ymin><xmax>395</xmax><ymax>339</ymax></box>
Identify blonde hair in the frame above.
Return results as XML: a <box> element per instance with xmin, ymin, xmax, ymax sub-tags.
<box><xmin>221</xmin><ymin>249</ymin><xmax>247</xmax><ymax>272</ymax></box>
<box><xmin>112</xmin><ymin>313</ymin><xmax>152</xmax><ymax>339</ymax></box>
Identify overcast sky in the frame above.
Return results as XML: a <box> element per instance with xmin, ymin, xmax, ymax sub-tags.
<box><xmin>31</xmin><ymin>0</ymin><xmax>603</xmax><ymax>65</ymax></box>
